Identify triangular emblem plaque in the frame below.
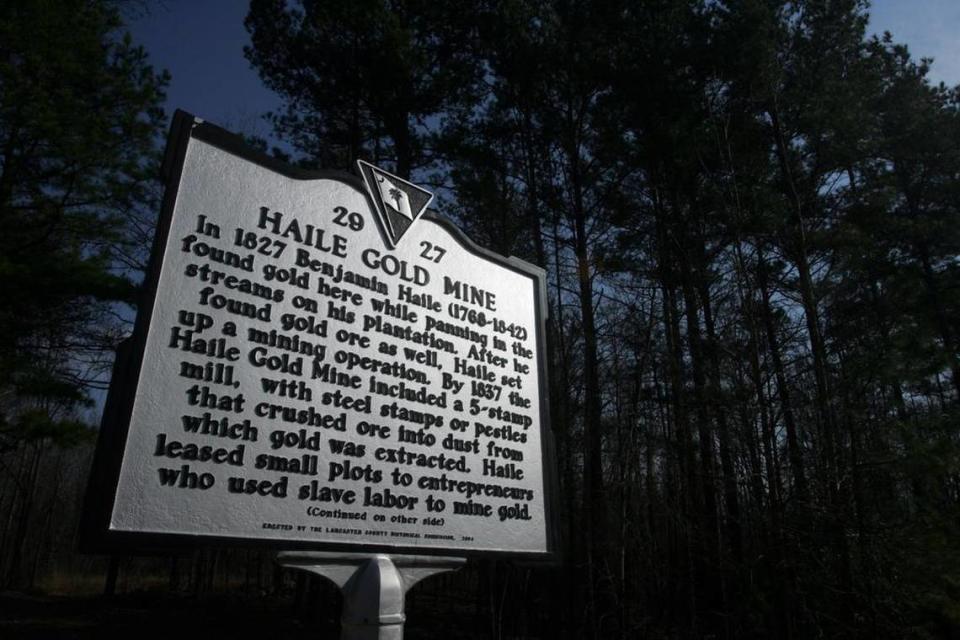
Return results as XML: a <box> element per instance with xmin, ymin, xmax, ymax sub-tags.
<box><xmin>357</xmin><ymin>160</ymin><xmax>434</xmax><ymax>248</ymax></box>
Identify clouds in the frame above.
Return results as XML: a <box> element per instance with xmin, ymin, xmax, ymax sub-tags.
<box><xmin>870</xmin><ymin>0</ymin><xmax>960</xmax><ymax>87</ymax></box>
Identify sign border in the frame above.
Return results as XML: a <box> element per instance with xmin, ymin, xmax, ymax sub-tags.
<box><xmin>80</xmin><ymin>111</ymin><xmax>561</xmax><ymax>561</ymax></box>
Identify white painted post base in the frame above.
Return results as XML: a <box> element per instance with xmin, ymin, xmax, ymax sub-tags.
<box><xmin>278</xmin><ymin>552</ymin><xmax>466</xmax><ymax>640</ymax></box>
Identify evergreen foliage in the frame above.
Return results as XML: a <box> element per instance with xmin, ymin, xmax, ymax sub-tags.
<box><xmin>245</xmin><ymin>1</ymin><xmax>960</xmax><ymax>636</ymax></box>
<box><xmin>0</xmin><ymin>0</ymin><xmax>167</xmax><ymax>586</ymax></box>
<box><xmin>5</xmin><ymin>0</ymin><xmax>960</xmax><ymax>637</ymax></box>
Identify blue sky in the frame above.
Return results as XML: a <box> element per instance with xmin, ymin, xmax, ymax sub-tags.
<box><xmin>869</xmin><ymin>0</ymin><xmax>960</xmax><ymax>87</ymax></box>
<box><xmin>126</xmin><ymin>2</ymin><xmax>281</xmax><ymax>139</ymax></box>
<box><xmin>126</xmin><ymin>0</ymin><xmax>960</xmax><ymax>143</ymax></box>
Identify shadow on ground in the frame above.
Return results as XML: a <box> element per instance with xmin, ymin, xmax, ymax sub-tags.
<box><xmin>0</xmin><ymin>590</ymin><xmax>486</xmax><ymax>639</ymax></box>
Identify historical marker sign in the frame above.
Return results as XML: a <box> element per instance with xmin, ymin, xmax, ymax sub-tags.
<box><xmin>84</xmin><ymin>112</ymin><xmax>558</xmax><ymax>558</ymax></box>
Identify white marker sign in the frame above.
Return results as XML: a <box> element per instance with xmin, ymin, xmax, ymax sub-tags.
<box><xmin>87</xmin><ymin>113</ymin><xmax>557</xmax><ymax>558</ymax></box>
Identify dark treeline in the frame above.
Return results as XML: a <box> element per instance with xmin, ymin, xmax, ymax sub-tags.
<box><xmin>3</xmin><ymin>1</ymin><xmax>960</xmax><ymax>638</ymax></box>
<box><xmin>244</xmin><ymin>1</ymin><xmax>960</xmax><ymax>637</ymax></box>
<box><xmin>0</xmin><ymin>0</ymin><xmax>166</xmax><ymax>591</ymax></box>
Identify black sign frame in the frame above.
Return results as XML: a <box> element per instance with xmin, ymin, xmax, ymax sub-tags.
<box><xmin>80</xmin><ymin>111</ymin><xmax>561</xmax><ymax>561</ymax></box>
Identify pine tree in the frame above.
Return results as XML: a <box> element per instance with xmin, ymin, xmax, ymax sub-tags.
<box><xmin>0</xmin><ymin>0</ymin><xmax>167</xmax><ymax>586</ymax></box>
<box><xmin>244</xmin><ymin>0</ymin><xmax>480</xmax><ymax>178</ymax></box>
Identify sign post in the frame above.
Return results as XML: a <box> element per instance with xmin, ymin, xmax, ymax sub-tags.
<box><xmin>277</xmin><ymin>552</ymin><xmax>465</xmax><ymax>639</ymax></box>
<box><xmin>83</xmin><ymin>111</ymin><xmax>558</xmax><ymax>632</ymax></box>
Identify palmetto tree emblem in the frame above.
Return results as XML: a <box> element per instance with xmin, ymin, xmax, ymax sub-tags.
<box><xmin>388</xmin><ymin>186</ymin><xmax>404</xmax><ymax>211</ymax></box>
<box><xmin>359</xmin><ymin>160</ymin><xmax>434</xmax><ymax>248</ymax></box>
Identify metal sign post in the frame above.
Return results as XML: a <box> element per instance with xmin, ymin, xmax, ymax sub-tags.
<box><xmin>278</xmin><ymin>552</ymin><xmax>465</xmax><ymax>639</ymax></box>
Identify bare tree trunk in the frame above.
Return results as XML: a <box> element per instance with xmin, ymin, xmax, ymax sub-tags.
<box><xmin>655</xmin><ymin>199</ymin><xmax>699</xmax><ymax>634</ymax></box>
<box><xmin>697</xmin><ymin>258</ymin><xmax>743</xmax><ymax>564</ymax></box>
<box><xmin>768</xmin><ymin>98</ymin><xmax>852</xmax><ymax>610</ymax></box>
<box><xmin>756</xmin><ymin>247</ymin><xmax>808</xmax><ymax>502</ymax></box>
<box><xmin>569</xmin><ymin>135</ymin><xmax>606</xmax><ymax>636</ymax></box>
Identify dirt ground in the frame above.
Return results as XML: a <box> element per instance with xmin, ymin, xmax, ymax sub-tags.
<box><xmin>0</xmin><ymin>590</ymin><xmax>482</xmax><ymax>639</ymax></box>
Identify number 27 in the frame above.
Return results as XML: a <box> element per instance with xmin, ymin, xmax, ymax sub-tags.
<box><xmin>419</xmin><ymin>241</ymin><xmax>446</xmax><ymax>263</ymax></box>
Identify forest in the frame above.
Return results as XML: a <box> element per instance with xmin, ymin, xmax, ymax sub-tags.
<box><xmin>2</xmin><ymin>0</ymin><xmax>960</xmax><ymax>638</ymax></box>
